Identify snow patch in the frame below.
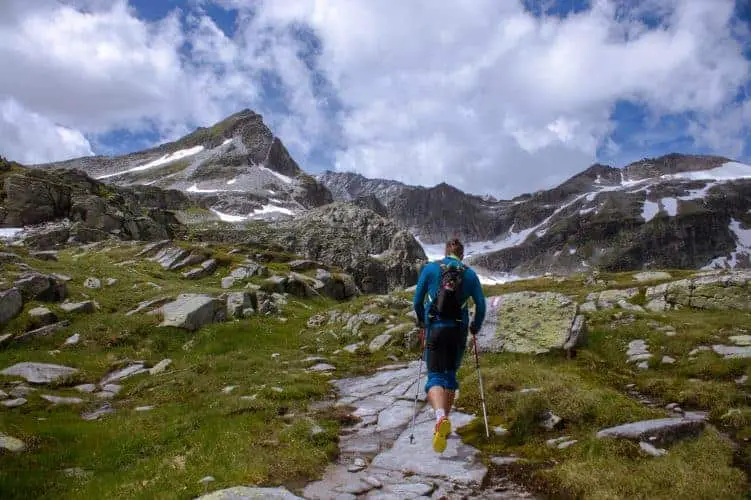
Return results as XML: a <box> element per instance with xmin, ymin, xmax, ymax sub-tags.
<box><xmin>642</xmin><ymin>200</ymin><xmax>660</xmax><ymax>223</ymax></box>
<box><xmin>210</xmin><ymin>209</ymin><xmax>247</xmax><ymax>223</ymax></box>
<box><xmin>0</xmin><ymin>228</ymin><xmax>23</xmax><ymax>239</ymax></box>
<box><xmin>187</xmin><ymin>184</ymin><xmax>223</xmax><ymax>193</ymax></box>
<box><xmin>259</xmin><ymin>166</ymin><xmax>293</xmax><ymax>184</ymax></box>
<box><xmin>665</xmin><ymin>161</ymin><xmax>751</xmax><ymax>182</ymax></box>
<box><xmin>661</xmin><ymin>198</ymin><xmax>678</xmax><ymax>217</ymax></box>
<box><xmin>252</xmin><ymin>204</ymin><xmax>295</xmax><ymax>216</ymax></box>
<box><xmin>97</xmin><ymin>145</ymin><xmax>204</xmax><ymax>180</ymax></box>
<box><xmin>702</xmin><ymin>219</ymin><xmax>751</xmax><ymax>270</ymax></box>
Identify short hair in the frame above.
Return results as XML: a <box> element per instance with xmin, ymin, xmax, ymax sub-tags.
<box><xmin>445</xmin><ymin>238</ymin><xmax>464</xmax><ymax>259</ymax></box>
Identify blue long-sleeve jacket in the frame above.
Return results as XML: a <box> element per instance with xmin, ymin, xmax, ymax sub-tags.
<box><xmin>412</xmin><ymin>256</ymin><xmax>486</xmax><ymax>332</ymax></box>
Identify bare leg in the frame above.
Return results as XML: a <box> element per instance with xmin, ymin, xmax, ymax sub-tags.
<box><xmin>445</xmin><ymin>390</ymin><xmax>455</xmax><ymax>413</ymax></box>
<box><xmin>427</xmin><ymin>386</ymin><xmax>448</xmax><ymax>414</ymax></box>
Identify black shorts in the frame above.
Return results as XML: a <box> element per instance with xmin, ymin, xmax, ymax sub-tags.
<box><xmin>425</xmin><ymin>324</ymin><xmax>465</xmax><ymax>373</ymax></box>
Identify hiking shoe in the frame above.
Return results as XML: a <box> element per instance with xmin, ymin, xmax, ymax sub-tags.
<box><xmin>432</xmin><ymin>416</ymin><xmax>451</xmax><ymax>453</ymax></box>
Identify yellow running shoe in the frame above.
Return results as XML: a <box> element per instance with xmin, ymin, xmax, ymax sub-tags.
<box><xmin>432</xmin><ymin>416</ymin><xmax>451</xmax><ymax>453</ymax></box>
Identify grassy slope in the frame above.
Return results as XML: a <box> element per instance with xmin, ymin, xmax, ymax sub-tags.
<box><xmin>0</xmin><ymin>243</ymin><xmax>415</xmax><ymax>499</ymax></box>
<box><xmin>456</xmin><ymin>271</ymin><xmax>750</xmax><ymax>499</ymax></box>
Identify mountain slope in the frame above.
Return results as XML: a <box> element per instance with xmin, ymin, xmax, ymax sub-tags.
<box><xmin>37</xmin><ymin>110</ymin><xmax>333</xmax><ymax>221</ymax></box>
<box><xmin>320</xmin><ymin>154</ymin><xmax>751</xmax><ymax>278</ymax></box>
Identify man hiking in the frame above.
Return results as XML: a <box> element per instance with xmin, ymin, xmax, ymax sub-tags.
<box><xmin>413</xmin><ymin>238</ymin><xmax>486</xmax><ymax>453</ymax></box>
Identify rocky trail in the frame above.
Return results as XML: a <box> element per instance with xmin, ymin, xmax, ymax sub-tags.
<box><xmin>204</xmin><ymin>360</ymin><xmax>535</xmax><ymax>500</ymax></box>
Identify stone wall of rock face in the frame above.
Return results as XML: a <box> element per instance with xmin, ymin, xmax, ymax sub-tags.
<box><xmin>645</xmin><ymin>270</ymin><xmax>751</xmax><ymax>311</ymax></box>
<box><xmin>1</xmin><ymin>167</ymin><xmax>187</xmax><ymax>248</ymax></box>
<box><xmin>270</xmin><ymin>202</ymin><xmax>427</xmax><ymax>294</ymax></box>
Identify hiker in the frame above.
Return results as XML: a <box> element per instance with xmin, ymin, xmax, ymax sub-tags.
<box><xmin>412</xmin><ymin>237</ymin><xmax>486</xmax><ymax>453</ymax></box>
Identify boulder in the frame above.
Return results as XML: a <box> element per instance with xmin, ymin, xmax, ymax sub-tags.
<box><xmin>285</xmin><ymin>273</ymin><xmax>317</xmax><ymax>298</ymax></box>
<box><xmin>369</xmin><ymin>334</ymin><xmax>392</xmax><ymax>352</ymax></box>
<box><xmin>288</xmin><ymin>259</ymin><xmax>319</xmax><ymax>272</ymax></box>
<box><xmin>596</xmin><ymin>417</ymin><xmax>706</xmax><ymax>446</ymax></box>
<box><xmin>158</xmin><ymin>294</ymin><xmax>226</xmax><ymax>331</ymax></box>
<box><xmin>226</xmin><ymin>291</ymin><xmax>257</xmax><ymax>319</ymax></box>
<box><xmin>475</xmin><ymin>292</ymin><xmax>579</xmax><ymax>354</ymax></box>
<box><xmin>84</xmin><ymin>277</ymin><xmax>101</xmax><ymax>289</ymax></box>
<box><xmin>196</xmin><ymin>486</ymin><xmax>302</xmax><ymax>499</ymax></box>
<box><xmin>313</xmin><ymin>269</ymin><xmax>359</xmax><ymax>300</ymax></box>
<box><xmin>182</xmin><ymin>259</ymin><xmax>218</xmax><ymax>279</ymax></box>
<box><xmin>28</xmin><ymin>307</ymin><xmax>57</xmax><ymax>327</ymax></box>
<box><xmin>13</xmin><ymin>273</ymin><xmax>67</xmax><ymax>302</ymax></box>
<box><xmin>60</xmin><ymin>300</ymin><xmax>96</xmax><ymax>314</ymax></box>
<box><xmin>0</xmin><ymin>362</ymin><xmax>78</xmax><ymax>384</ymax></box>
<box><xmin>645</xmin><ymin>271</ymin><xmax>751</xmax><ymax>311</ymax></box>
<box><xmin>149</xmin><ymin>245</ymin><xmax>191</xmax><ymax>270</ymax></box>
<box><xmin>0</xmin><ymin>288</ymin><xmax>23</xmax><ymax>326</ymax></box>
<box><xmin>633</xmin><ymin>271</ymin><xmax>672</xmax><ymax>282</ymax></box>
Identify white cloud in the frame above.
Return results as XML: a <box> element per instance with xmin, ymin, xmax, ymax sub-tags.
<box><xmin>245</xmin><ymin>0</ymin><xmax>751</xmax><ymax>197</ymax></box>
<box><xmin>0</xmin><ymin>98</ymin><xmax>94</xmax><ymax>163</ymax></box>
<box><xmin>0</xmin><ymin>0</ymin><xmax>748</xmax><ymax>199</ymax></box>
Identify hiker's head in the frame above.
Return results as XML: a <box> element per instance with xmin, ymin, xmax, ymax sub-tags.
<box><xmin>445</xmin><ymin>238</ymin><xmax>464</xmax><ymax>260</ymax></box>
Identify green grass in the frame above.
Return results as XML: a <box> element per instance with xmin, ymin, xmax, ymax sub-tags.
<box><xmin>0</xmin><ymin>242</ymin><xmax>418</xmax><ymax>499</ymax></box>
<box><xmin>455</xmin><ymin>270</ymin><xmax>751</xmax><ymax>499</ymax></box>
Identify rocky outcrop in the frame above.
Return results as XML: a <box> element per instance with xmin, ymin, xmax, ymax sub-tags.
<box><xmin>645</xmin><ymin>270</ymin><xmax>751</xmax><ymax>311</ymax></box>
<box><xmin>0</xmin><ymin>166</ymin><xmax>187</xmax><ymax>247</ymax></box>
<box><xmin>268</xmin><ymin>203</ymin><xmax>427</xmax><ymax>293</ymax></box>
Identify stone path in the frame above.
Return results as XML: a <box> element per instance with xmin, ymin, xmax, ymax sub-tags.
<box><xmin>302</xmin><ymin>360</ymin><xmax>534</xmax><ymax>499</ymax></box>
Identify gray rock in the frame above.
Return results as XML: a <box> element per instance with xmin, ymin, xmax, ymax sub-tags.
<box><xmin>13</xmin><ymin>273</ymin><xmax>67</xmax><ymax>302</ymax></box>
<box><xmin>226</xmin><ymin>292</ymin><xmax>256</xmax><ymax>319</ymax></box>
<box><xmin>0</xmin><ymin>390</ymin><xmax>6</xmax><ymax>399</ymax></box>
<box><xmin>343</xmin><ymin>342</ymin><xmax>365</xmax><ymax>354</ymax></box>
<box><xmin>639</xmin><ymin>441</ymin><xmax>667</xmax><ymax>457</ymax></box>
<box><xmin>308</xmin><ymin>363</ymin><xmax>336</xmax><ymax>373</ymax></box>
<box><xmin>105</xmin><ymin>278</ymin><xmax>118</xmax><ymax>286</ymax></box>
<box><xmin>182</xmin><ymin>259</ymin><xmax>218</xmax><ymax>280</ymax></box>
<box><xmin>2</xmin><ymin>398</ymin><xmax>27</xmax><ymax>408</ymax></box>
<box><xmin>149</xmin><ymin>246</ymin><xmax>191</xmax><ymax>270</ymax></box>
<box><xmin>539</xmin><ymin>410</ymin><xmax>562</xmax><ymax>430</ymax></box>
<box><xmin>712</xmin><ymin>345</ymin><xmax>751</xmax><ymax>359</ymax></box>
<box><xmin>307</xmin><ymin>313</ymin><xmax>327</xmax><ymax>328</ymax></box>
<box><xmin>102</xmin><ymin>384</ymin><xmax>122</xmax><ymax>394</ymax></box>
<box><xmin>729</xmin><ymin>335</ymin><xmax>751</xmax><ymax>346</ymax></box>
<box><xmin>0</xmin><ymin>252</ymin><xmax>20</xmax><ymax>263</ymax></box>
<box><xmin>149</xmin><ymin>359</ymin><xmax>172</xmax><ymax>375</ymax></box>
<box><xmin>0</xmin><ymin>362</ymin><xmax>78</xmax><ymax>384</ymax></box>
<box><xmin>579</xmin><ymin>301</ymin><xmax>597</xmax><ymax>313</ymax></box>
<box><xmin>14</xmin><ymin>320</ymin><xmax>70</xmax><ymax>343</ymax></box>
<box><xmin>29</xmin><ymin>306</ymin><xmax>57</xmax><ymax>326</ymax></box>
<box><xmin>369</xmin><ymin>334</ymin><xmax>392</xmax><ymax>352</ymax></box>
<box><xmin>490</xmin><ymin>456</ymin><xmax>520</xmax><ymax>466</ymax></box>
<box><xmin>30</xmin><ymin>250</ymin><xmax>58</xmax><ymax>261</ymax></box>
<box><xmin>289</xmin><ymin>259</ymin><xmax>319</xmax><ymax>272</ymax></box>
<box><xmin>0</xmin><ymin>288</ymin><xmax>23</xmax><ymax>327</ymax></box>
<box><xmin>100</xmin><ymin>363</ymin><xmax>147</xmax><ymax>385</ymax></box>
<box><xmin>661</xmin><ymin>356</ymin><xmax>676</xmax><ymax>364</ymax></box>
<box><xmin>597</xmin><ymin>417</ymin><xmax>705</xmax><ymax>445</ymax></box>
<box><xmin>60</xmin><ymin>301</ymin><xmax>96</xmax><ymax>314</ymax></box>
<box><xmin>0</xmin><ymin>433</ymin><xmax>25</xmax><ymax>452</ymax></box>
<box><xmin>221</xmin><ymin>276</ymin><xmax>236</xmax><ymax>289</ymax></box>
<box><xmin>84</xmin><ymin>277</ymin><xmax>101</xmax><ymax>289</ymax></box>
<box><xmin>475</xmin><ymin>292</ymin><xmax>579</xmax><ymax>354</ymax></box>
<box><xmin>159</xmin><ymin>294</ymin><xmax>226</xmax><ymax>331</ymax></box>
<box><xmin>633</xmin><ymin>271</ymin><xmax>672</xmax><ymax>282</ymax></box>
<box><xmin>74</xmin><ymin>384</ymin><xmax>97</xmax><ymax>393</ymax></box>
<box><xmin>135</xmin><ymin>406</ymin><xmax>154</xmax><ymax>412</ymax></box>
<box><xmin>126</xmin><ymin>296</ymin><xmax>172</xmax><ymax>316</ymax></box>
<box><xmin>41</xmin><ymin>395</ymin><xmax>84</xmax><ymax>405</ymax></box>
<box><xmin>81</xmin><ymin>402</ymin><xmax>115</xmax><ymax>421</ymax></box>
<box><xmin>196</xmin><ymin>487</ymin><xmax>303</xmax><ymax>499</ymax></box>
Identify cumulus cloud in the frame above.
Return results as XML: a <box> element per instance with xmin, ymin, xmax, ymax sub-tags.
<box><xmin>245</xmin><ymin>0</ymin><xmax>750</xmax><ymax>197</ymax></box>
<box><xmin>0</xmin><ymin>99</ymin><xmax>93</xmax><ymax>163</ymax></box>
<box><xmin>0</xmin><ymin>0</ymin><xmax>748</xmax><ymax>198</ymax></box>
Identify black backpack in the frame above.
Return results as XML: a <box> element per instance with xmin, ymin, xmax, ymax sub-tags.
<box><xmin>430</xmin><ymin>261</ymin><xmax>466</xmax><ymax>321</ymax></box>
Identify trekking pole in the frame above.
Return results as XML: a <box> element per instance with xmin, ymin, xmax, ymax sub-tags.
<box><xmin>409</xmin><ymin>328</ymin><xmax>425</xmax><ymax>444</ymax></box>
<box><xmin>472</xmin><ymin>335</ymin><xmax>490</xmax><ymax>438</ymax></box>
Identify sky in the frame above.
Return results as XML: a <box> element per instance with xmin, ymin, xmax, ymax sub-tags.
<box><xmin>0</xmin><ymin>0</ymin><xmax>750</xmax><ymax>199</ymax></box>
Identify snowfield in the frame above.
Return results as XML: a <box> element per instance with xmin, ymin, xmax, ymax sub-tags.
<box><xmin>97</xmin><ymin>146</ymin><xmax>205</xmax><ymax>180</ymax></box>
